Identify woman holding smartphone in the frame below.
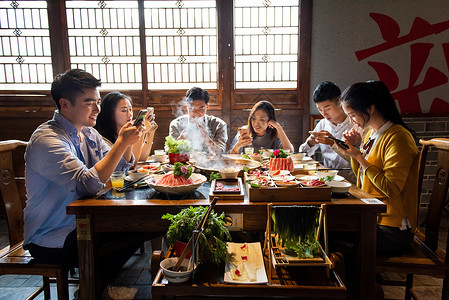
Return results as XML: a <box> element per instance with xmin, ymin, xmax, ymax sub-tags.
<box><xmin>229</xmin><ymin>100</ymin><xmax>294</xmax><ymax>154</ymax></box>
<box><xmin>95</xmin><ymin>92</ymin><xmax>158</xmax><ymax>163</ymax></box>
<box><xmin>338</xmin><ymin>81</ymin><xmax>419</xmax><ymax>254</ymax></box>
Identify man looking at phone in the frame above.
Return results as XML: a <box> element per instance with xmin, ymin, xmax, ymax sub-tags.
<box><xmin>169</xmin><ymin>86</ymin><xmax>228</xmax><ymax>155</ymax></box>
<box><xmin>23</xmin><ymin>69</ymin><xmax>148</xmax><ymax>291</ymax></box>
<box><xmin>299</xmin><ymin>81</ymin><xmax>357</xmax><ymax>182</ymax></box>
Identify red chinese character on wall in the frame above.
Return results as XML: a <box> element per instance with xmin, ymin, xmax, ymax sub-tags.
<box><xmin>355</xmin><ymin>13</ymin><xmax>449</xmax><ymax>115</ymax></box>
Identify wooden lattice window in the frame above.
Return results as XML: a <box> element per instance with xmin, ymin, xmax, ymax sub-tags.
<box><xmin>144</xmin><ymin>0</ymin><xmax>217</xmax><ymax>90</ymax></box>
<box><xmin>0</xmin><ymin>1</ymin><xmax>52</xmax><ymax>90</ymax></box>
<box><xmin>234</xmin><ymin>0</ymin><xmax>299</xmax><ymax>89</ymax></box>
<box><xmin>66</xmin><ymin>1</ymin><xmax>142</xmax><ymax>90</ymax></box>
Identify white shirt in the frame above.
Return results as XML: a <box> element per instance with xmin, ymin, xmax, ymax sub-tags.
<box><xmin>299</xmin><ymin>117</ymin><xmax>354</xmax><ymax>170</ymax></box>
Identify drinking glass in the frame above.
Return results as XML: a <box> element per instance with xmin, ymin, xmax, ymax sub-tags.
<box><xmin>110</xmin><ymin>171</ymin><xmax>125</xmax><ymax>190</ymax></box>
<box><xmin>244</xmin><ymin>147</ymin><xmax>254</xmax><ymax>155</ymax></box>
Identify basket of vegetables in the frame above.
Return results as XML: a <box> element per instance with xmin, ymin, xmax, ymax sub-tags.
<box><xmin>165</xmin><ymin>136</ymin><xmax>193</xmax><ymax>164</ymax></box>
<box><xmin>266</xmin><ymin>204</ymin><xmax>332</xmax><ymax>278</ymax></box>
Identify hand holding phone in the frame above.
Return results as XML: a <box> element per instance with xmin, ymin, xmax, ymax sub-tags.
<box><xmin>325</xmin><ymin>135</ymin><xmax>350</xmax><ymax>150</ymax></box>
<box><xmin>133</xmin><ymin>109</ymin><xmax>148</xmax><ymax>127</ymax></box>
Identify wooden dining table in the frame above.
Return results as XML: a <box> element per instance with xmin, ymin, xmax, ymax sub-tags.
<box><xmin>67</xmin><ymin>178</ymin><xmax>385</xmax><ymax>300</ymax></box>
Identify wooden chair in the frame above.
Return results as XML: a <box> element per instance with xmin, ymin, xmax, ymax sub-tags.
<box><xmin>376</xmin><ymin>138</ymin><xmax>449</xmax><ymax>300</ymax></box>
<box><xmin>0</xmin><ymin>140</ymin><xmax>71</xmax><ymax>300</ymax></box>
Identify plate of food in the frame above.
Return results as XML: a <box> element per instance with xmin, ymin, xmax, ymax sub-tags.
<box><xmin>269</xmin><ymin>170</ymin><xmax>290</xmax><ymax>176</ymax></box>
<box><xmin>224</xmin><ymin>242</ymin><xmax>268</xmax><ymax>284</ymax></box>
<box><xmin>275</xmin><ymin>180</ymin><xmax>300</xmax><ymax>187</ymax></box>
<box><xmin>301</xmin><ymin>179</ymin><xmax>326</xmax><ymax>187</ymax></box>
<box><xmin>271</xmin><ymin>174</ymin><xmax>296</xmax><ymax>181</ymax></box>
<box><xmin>295</xmin><ymin>175</ymin><xmax>319</xmax><ymax>181</ymax></box>
<box><xmin>139</xmin><ymin>162</ymin><xmax>161</xmax><ymax>173</ymax></box>
<box><xmin>146</xmin><ymin>173</ymin><xmax>207</xmax><ymax>195</ymax></box>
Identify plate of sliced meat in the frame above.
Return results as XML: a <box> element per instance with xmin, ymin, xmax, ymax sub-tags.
<box><xmin>146</xmin><ymin>172</ymin><xmax>207</xmax><ymax>195</ymax></box>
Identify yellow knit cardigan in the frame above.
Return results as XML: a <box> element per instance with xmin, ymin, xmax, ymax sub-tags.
<box><xmin>351</xmin><ymin>124</ymin><xmax>419</xmax><ymax>230</ymax></box>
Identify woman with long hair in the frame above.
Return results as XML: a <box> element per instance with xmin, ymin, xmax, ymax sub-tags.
<box><xmin>338</xmin><ymin>81</ymin><xmax>419</xmax><ymax>254</ymax></box>
<box><xmin>95</xmin><ymin>92</ymin><xmax>158</xmax><ymax>163</ymax></box>
<box><xmin>229</xmin><ymin>100</ymin><xmax>293</xmax><ymax>154</ymax></box>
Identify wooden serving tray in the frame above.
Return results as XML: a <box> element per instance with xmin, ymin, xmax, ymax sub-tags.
<box><xmin>209</xmin><ymin>178</ymin><xmax>244</xmax><ymax>201</ymax></box>
<box><xmin>244</xmin><ymin>173</ymin><xmax>331</xmax><ymax>202</ymax></box>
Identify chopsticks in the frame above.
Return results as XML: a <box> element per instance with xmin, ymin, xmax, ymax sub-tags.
<box><xmin>116</xmin><ymin>170</ymin><xmax>164</xmax><ymax>192</ymax></box>
<box><xmin>316</xmin><ymin>168</ymin><xmax>351</xmax><ymax>171</ymax></box>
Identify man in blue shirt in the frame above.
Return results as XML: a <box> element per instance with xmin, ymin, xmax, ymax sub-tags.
<box><xmin>24</xmin><ymin>69</ymin><xmax>144</xmax><ymax>270</ymax></box>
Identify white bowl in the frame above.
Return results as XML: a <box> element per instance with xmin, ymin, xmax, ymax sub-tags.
<box><xmin>220</xmin><ymin>167</ymin><xmax>240</xmax><ymax>179</ymax></box>
<box><xmin>127</xmin><ymin>169</ymin><xmax>149</xmax><ymax>181</ymax></box>
<box><xmin>261</xmin><ymin>149</ymin><xmax>272</xmax><ymax>158</ymax></box>
<box><xmin>326</xmin><ymin>181</ymin><xmax>351</xmax><ymax>194</ymax></box>
<box><xmin>290</xmin><ymin>152</ymin><xmax>305</xmax><ymax>161</ymax></box>
<box><xmin>160</xmin><ymin>257</ymin><xmax>195</xmax><ymax>283</ymax></box>
<box><xmin>315</xmin><ymin>170</ymin><xmax>338</xmax><ymax>180</ymax></box>
<box><xmin>250</xmin><ymin>153</ymin><xmax>263</xmax><ymax>161</ymax></box>
<box><xmin>152</xmin><ymin>154</ymin><xmax>166</xmax><ymax>163</ymax></box>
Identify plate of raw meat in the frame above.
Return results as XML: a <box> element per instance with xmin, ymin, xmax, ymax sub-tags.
<box><xmin>146</xmin><ymin>172</ymin><xmax>207</xmax><ymax>195</ymax></box>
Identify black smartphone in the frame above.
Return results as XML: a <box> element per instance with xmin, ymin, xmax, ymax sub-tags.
<box><xmin>133</xmin><ymin>109</ymin><xmax>148</xmax><ymax>127</ymax></box>
<box><xmin>325</xmin><ymin>136</ymin><xmax>349</xmax><ymax>149</ymax></box>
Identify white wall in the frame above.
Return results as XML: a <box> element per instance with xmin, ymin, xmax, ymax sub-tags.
<box><xmin>310</xmin><ymin>0</ymin><xmax>449</xmax><ymax>115</ymax></box>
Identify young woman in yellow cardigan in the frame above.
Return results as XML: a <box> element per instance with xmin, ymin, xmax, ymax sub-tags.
<box><xmin>338</xmin><ymin>81</ymin><xmax>419</xmax><ymax>254</ymax></box>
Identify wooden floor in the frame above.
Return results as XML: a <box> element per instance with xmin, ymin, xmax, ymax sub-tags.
<box><xmin>0</xmin><ymin>209</ymin><xmax>447</xmax><ymax>300</ymax></box>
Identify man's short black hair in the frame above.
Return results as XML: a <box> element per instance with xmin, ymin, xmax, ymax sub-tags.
<box><xmin>185</xmin><ymin>86</ymin><xmax>209</xmax><ymax>104</ymax></box>
<box><xmin>312</xmin><ymin>81</ymin><xmax>341</xmax><ymax>103</ymax></box>
<box><xmin>51</xmin><ymin>69</ymin><xmax>102</xmax><ymax>110</ymax></box>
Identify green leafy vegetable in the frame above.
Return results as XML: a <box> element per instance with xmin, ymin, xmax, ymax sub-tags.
<box><xmin>272</xmin><ymin>206</ymin><xmax>321</xmax><ymax>259</ymax></box>
<box><xmin>209</xmin><ymin>172</ymin><xmax>222</xmax><ymax>181</ymax></box>
<box><xmin>320</xmin><ymin>175</ymin><xmax>335</xmax><ymax>183</ymax></box>
<box><xmin>162</xmin><ymin>206</ymin><xmax>231</xmax><ymax>265</ymax></box>
<box><xmin>243</xmin><ymin>166</ymin><xmax>250</xmax><ymax>173</ymax></box>
<box><xmin>173</xmin><ymin>162</ymin><xmax>193</xmax><ymax>179</ymax></box>
<box><xmin>271</xmin><ymin>149</ymin><xmax>289</xmax><ymax>158</ymax></box>
<box><xmin>165</xmin><ymin>136</ymin><xmax>192</xmax><ymax>154</ymax></box>
<box><xmin>242</xmin><ymin>154</ymin><xmax>251</xmax><ymax>159</ymax></box>
<box><xmin>246</xmin><ymin>180</ymin><xmax>259</xmax><ymax>188</ymax></box>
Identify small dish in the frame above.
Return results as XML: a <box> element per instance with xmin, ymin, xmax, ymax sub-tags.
<box><xmin>295</xmin><ymin>175</ymin><xmax>319</xmax><ymax>182</ymax></box>
<box><xmin>326</xmin><ymin>181</ymin><xmax>351</xmax><ymax>193</ymax></box>
<box><xmin>139</xmin><ymin>162</ymin><xmax>161</xmax><ymax>173</ymax></box>
<box><xmin>272</xmin><ymin>175</ymin><xmax>296</xmax><ymax>181</ymax></box>
<box><xmin>303</xmin><ymin>164</ymin><xmax>317</xmax><ymax>170</ymax></box>
<box><xmin>127</xmin><ymin>169</ymin><xmax>149</xmax><ymax>181</ymax></box>
<box><xmin>301</xmin><ymin>179</ymin><xmax>326</xmax><ymax>187</ymax></box>
<box><xmin>290</xmin><ymin>152</ymin><xmax>305</xmax><ymax>161</ymax></box>
<box><xmin>332</xmin><ymin>175</ymin><xmax>345</xmax><ymax>182</ymax></box>
<box><xmin>220</xmin><ymin>167</ymin><xmax>240</xmax><ymax>179</ymax></box>
<box><xmin>314</xmin><ymin>170</ymin><xmax>338</xmax><ymax>179</ymax></box>
<box><xmin>247</xmin><ymin>174</ymin><xmax>269</xmax><ymax>181</ymax></box>
<box><xmin>261</xmin><ymin>149</ymin><xmax>273</xmax><ymax>158</ymax></box>
<box><xmin>160</xmin><ymin>257</ymin><xmax>196</xmax><ymax>283</ymax></box>
<box><xmin>269</xmin><ymin>170</ymin><xmax>290</xmax><ymax>176</ymax></box>
<box><xmin>152</xmin><ymin>154</ymin><xmax>167</xmax><ymax>163</ymax></box>
<box><xmin>250</xmin><ymin>153</ymin><xmax>263</xmax><ymax>161</ymax></box>
<box><xmin>275</xmin><ymin>181</ymin><xmax>300</xmax><ymax>187</ymax></box>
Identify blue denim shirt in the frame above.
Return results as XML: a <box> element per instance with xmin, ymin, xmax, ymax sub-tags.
<box><xmin>24</xmin><ymin>111</ymin><xmax>133</xmax><ymax>248</ymax></box>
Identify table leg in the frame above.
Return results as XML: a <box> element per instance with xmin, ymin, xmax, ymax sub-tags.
<box><xmin>76</xmin><ymin>215</ymin><xmax>98</xmax><ymax>299</ymax></box>
<box><xmin>359</xmin><ymin>212</ymin><xmax>377</xmax><ymax>300</ymax></box>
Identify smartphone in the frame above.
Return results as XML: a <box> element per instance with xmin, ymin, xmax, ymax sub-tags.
<box><xmin>325</xmin><ymin>136</ymin><xmax>349</xmax><ymax>149</ymax></box>
<box><xmin>147</xmin><ymin>107</ymin><xmax>154</xmax><ymax>118</ymax></box>
<box><xmin>133</xmin><ymin>109</ymin><xmax>148</xmax><ymax>127</ymax></box>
